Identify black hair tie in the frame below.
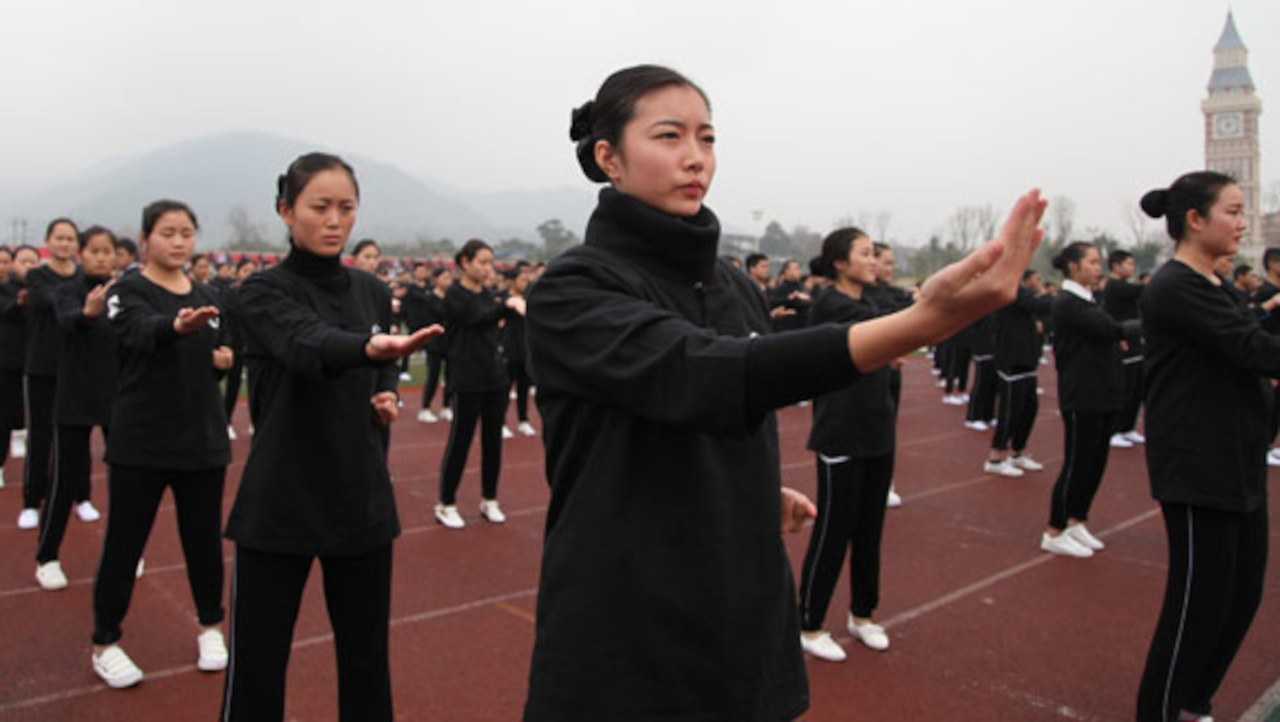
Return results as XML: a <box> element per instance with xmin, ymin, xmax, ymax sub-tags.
<box><xmin>570</xmin><ymin>101</ymin><xmax>595</xmax><ymax>142</ymax></box>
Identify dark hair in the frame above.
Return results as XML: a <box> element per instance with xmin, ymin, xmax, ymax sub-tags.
<box><xmin>45</xmin><ymin>217</ymin><xmax>78</xmax><ymax>240</ymax></box>
<box><xmin>1107</xmin><ymin>249</ymin><xmax>1133</xmax><ymax>269</ymax></box>
<box><xmin>431</xmin><ymin>267</ymin><xmax>451</xmax><ymax>280</ymax></box>
<box><xmin>818</xmin><ymin>227</ymin><xmax>869</xmax><ymax>280</ymax></box>
<box><xmin>1140</xmin><ymin>171</ymin><xmax>1235</xmax><ymax>242</ymax></box>
<box><xmin>191</xmin><ymin>253</ymin><xmax>208</xmax><ymax>265</ymax></box>
<box><xmin>1051</xmin><ymin>241</ymin><xmax>1095</xmax><ymax>276</ymax></box>
<box><xmin>78</xmin><ymin>225</ymin><xmax>117</xmax><ymax>251</ymax></box>
<box><xmin>277</xmin><ymin>152</ymin><xmax>359</xmax><ymax>210</ymax></box>
<box><xmin>115</xmin><ymin>237</ymin><xmax>138</xmax><ymax>257</ymax></box>
<box><xmin>1262</xmin><ymin>248</ymin><xmax>1280</xmax><ymax>272</ymax></box>
<box><xmin>808</xmin><ymin>256</ymin><xmax>825</xmax><ymax>277</ymax></box>
<box><xmin>1021</xmin><ymin>269</ymin><xmax>1038</xmax><ymax>282</ymax></box>
<box><xmin>1233</xmin><ymin>264</ymin><xmax>1254</xmax><ymax>282</ymax></box>
<box><xmin>570</xmin><ymin>65</ymin><xmax>710</xmax><ymax>183</ymax></box>
<box><xmin>455</xmin><ymin>239</ymin><xmax>492</xmax><ymax>266</ymax></box>
<box><xmin>0</xmin><ymin>246</ymin><xmax>11</xmax><ymax>260</ymax></box>
<box><xmin>13</xmin><ymin>244</ymin><xmax>40</xmax><ymax>261</ymax></box>
<box><xmin>352</xmin><ymin>239</ymin><xmax>380</xmax><ymax>258</ymax></box>
<box><xmin>745</xmin><ymin>253</ymin><xmax>768</xmax><ymax>271</ymax></box>
<box><xmin>236</xmin><ymin>257</ymin><xmax>258</xmax><ymax>272</ymax></box>
<box><xmin>142</xmin><ymin>200</ymin><xmax>198</xmax><ymax>238</ymax></box>
<box><xmin>873</xmin><ymin>242</ymin><xmax>891</xmax><ymax>257</ymax></box>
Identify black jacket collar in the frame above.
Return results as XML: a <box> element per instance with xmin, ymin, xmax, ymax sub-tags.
<box><xmin>584</xmin><ymin>188</ymin><xmax>721</xmax><ymax>285</ymax></box>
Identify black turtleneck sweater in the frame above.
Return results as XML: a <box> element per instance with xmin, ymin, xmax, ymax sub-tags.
<box><xmin>524</xmin><ymin>189</ymin><xmax>861</xmax><ymax>722</ymax></box>
<box><xmin>225</xmin><ymin>246</ymin><xmax>399</xmax><ymax>556</ymax></box>
<box><xmin>105</xmin><ymin>271</ymin><xmax>230</xmax><ymax>470</ymax></box>
<box><xmin>443</xmin><ymin>281</ymin><xmax>510</xmax><ymax>392</ymax></box>
<box><xmin>52</xmin><ymin>274</ymin><xmax>118</xmax><ymax>427</ymax></box>
<box><xmin>807</xmin><ymin>289</ymin><xmax>895</xmax><ymax>458</ymax></box>
<box><xmin>0</xmin><ymin>279</ymin><xmax>26</xmax><ymax>372</ymax></box>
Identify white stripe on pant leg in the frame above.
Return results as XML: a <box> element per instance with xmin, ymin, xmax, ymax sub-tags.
<box><xmin>36</xmin><ymin>426</ymin><xmax>61</xmax><ymax>556</ymax></box>
<box><xmin>801</xmin><ymin>456</ymin><xmax>845</xmax><ymax>630</ymax></box>
<box><xmin>1162</xmin><ymin>509</ymin><xmax>1196</xmax><ymax>722</ymax></box>
<box><xmin>1058</xmin><ymin>411</ymin><xmax>1076</xmax><ymax>526</ymax></box>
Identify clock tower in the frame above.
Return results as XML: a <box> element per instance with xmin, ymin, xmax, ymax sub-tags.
<box><xmin>1203</xmin><ymin>11</ymin><xmax>1263</xmax><ymax>250</ymax></box>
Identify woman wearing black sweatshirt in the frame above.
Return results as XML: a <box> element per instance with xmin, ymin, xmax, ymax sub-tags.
<box><xmin>797</xmin><ymin>228</ymin><xmax>896</xmax><ymax>663</ymax></box>
<box><xmin>34</xmin><ymin>227</ymin><xmax>119</xmax><ymax>591</ymax></box>
<box><xmin>433</xmin><ymin>239</ymin><xmax>522</xmax><ymax>530</ymax></box>
<box><xmin>0</xmin><ymin>246</ymin><xmax>39</xmax><ymax>490</ymax></box>
<box><xmin>93</xmin><ymin>201</ymin><xmax>234</xmax><ymax>689</ymax></box>
<box><xmin>1134</xmin><ymin>172</ymin><xmax>1278</xmax><ymax>722</ymax></box>
<box><xmin>985</xmin><ymin>270</ymin><xmax>1053</xmax><ymax>477</ymax></box>
<box><xmin>1040</xmin><ymin>242</ymin><xmax>1136</xmax><ymax>558</ymax></box>
<box><xmin>416</xmin><ymin>267</ymin><xmax>454</xmax><ymax>423</ymax></box>
<box><xmin>220</xmin><ymin>154</ymin><xmax>439</xmax><ymax>721</ymax></box>
<box><xmin>522</xmin><ymin>65</ymin><xmax>1047</xmax><ymax>722</ymax></box>
<box><xmin>503</xmin><ymin>267</ymin><xmax>536</xmax><ymax>437</ymax></box>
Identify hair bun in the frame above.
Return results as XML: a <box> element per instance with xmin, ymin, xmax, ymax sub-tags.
<box><xmin>1139</xmin><ymin>188</ymin><xmax>1169</xmax><ymax>219</ymax></box>
<box><xmin>569</xmin><ymin>101</ymin><xmax>595</xmax><ymax>142</ymax></box>
<box><xmin>1050</xmin><ymin>252</ymin><xmax>1068</xmax><ymax>273</ymax></box>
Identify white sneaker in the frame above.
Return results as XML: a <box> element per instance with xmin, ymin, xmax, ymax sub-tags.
<box><xmin>509</xmin><ymin>390</ymin><xmax>518</xmax><ymax>400</ymax></box>
<box><xmin>440</xmin><ymin>408</ymin><xmax>454</xmax><ymax>422</ymax></box>
<box><xmin>0</xmin><ymin>467</ymin><xmax>5</xmax><ymax>489</ymax></box>
<box><xmin>501</xmin><ymin>425</ymin><xmax>515</xmax><ymax>440</ymax></box>
<box><xmin>964</xmin><ymin>420</ymin><xmax>990</xmax><ymax>432</ymax></box>
<box><xmin>1065</xmin><ymin>524</ymin><xmax>1105</xmax><ymax>551</ymax></box>
<box><xmin>398</xmin><ymin>371</ymin><xmax>412</xmax><ymax>382</ymax></box>
<box><xmin>1039</xmin><ymin>356</ymin><xmax>1050</xmax><ymax>366</ymax></box>
<box><xmin>136</xmin><ymin>559</ymin><xmax>145</xmax><ymax>579</ymax></box>
<box><xmin>1269</xmin><ymin>449</ymin><xmax>1280</xmax><ymax>467</ymax></box>
<box><xmin>797</xmin><ymin>399</ymin><xmax>809</xmax><ymax>407</ymax></box>
<box><xmin>1041</xmin><ymin>532</ymin><xmax>1093</xmax><ymax>558</ymax></box>
<box><xmin>17</xmin><ymin>508</ymin><xmax>39</xmax><ymax>529</ymax></box>
<box><xmin>93</xmin><ymin>644</ymin><xmax>144</xmax><ymax>689</ymax></box>
<box><xmin>983</xmin><ymin>459</ymin><xmax>1024</xmax><ymax>478</ymax></box>
<box><xmin>1123</xmin><ymin>430</ymin><xmax>1146</xmax><ymax>444</ymax></box>
<box><xmin>76</xmin><ymin>500</ymin><xmax>102</xmax><ymax>523</ymax></box>
<box><xmin>799</xmin><ymin>630</ymin><xmax>847</xmax><ymax>662</ymax></box>
<box><xmin>196</xmin><ymin>628</ymin><xmax>228</xmax><ymax>672</ymax></box>
<box><xmin>1009</xmin><ymin>455</ymin><xmax>1044</xmax><ymax>472</ymax></box>
<box><xmin>10</xmin><ymin>435</ymin><xmax>26</xmax><ymax>459</ymax></box>
<box><xmin>434</xmin><ymin>504</ymin><xmax>465</xmax><ymax>530</ymax></box>
<box><xmin>958</xmin><ymin>393</ymin><xmax>971</xmax><ymax>403</ymax></box>
<box><xmin>886</xmin><ymin>489</ymin><xmax>902</xmax><ymax>508</ymax></box>
<box><xmin>517</xmin><ymin>421</ymin><xmax>536</xmax><ymax>437</ymax></box>
<box><xmin>36</xmin><ymin>560</ymin><xmax>69</xmax><ymax>591</ymax></box>
<box><xmin>935</xmin><ymin>379</ymin><xmax>947</xmax><ymax>388</ymax></box>
<box><xmin>1110</xmin><ymin>434</ymin><xmax>1134</xmax><ymax>449</ymax></box>
<box><xmin>417</xmin><ymin>409</ymin><xmax>439</xmax><ymax>424</ymax></box>
<box><xmin>847</xmin><ymin>615</ymin><xmax>890</xmax><ymax>651</ymax></box>
<box><xmin>226</xmin><ymin>425</ymin><xmax>237</xmax><ymax>441</ymax></box>
<box><xmin>479</xmin><ymin>499</ymin><xmax>507</xmax><ymax>524</ymax></box>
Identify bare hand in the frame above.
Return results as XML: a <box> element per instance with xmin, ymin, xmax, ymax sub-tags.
<box><xmin>371</xmin><ymin>391</ymin><xmax>399</xmax><ymax>424</ymax></box>
<box><xmin>391</xmin><ymin>298</ymin><xmax>402</xmax><ymax>315</ymax></box>
<box><xmin>365</xmin><ymin>324</ymin><xmax>444</xmax><ymax>361</ymax></box>
<box><xmin>1119</xmin><ymin>340</ymin><xmax>1130</xmax><ymax>354</ymax></box>
<box><xmin>212</xmin><ymin>345</ymin><xmax>234</xmax><ymax>371</ymax></box>
<box><xmin>505</xmin><ymin>296</ymin><xmax>527</xmax><ymax>316</ymax></box>
<box><xmin>770</xmin><ymin>306</ymin><xmax>796</xmax><ymax>319</ymax></box>
<box><xmin>174</xmin><ymin>306</ymin><xmax>220</xmax><ymax>335</ymax></box>
<box><xmin>16</xmin><ymin>289</ymin><xmax>27</xmax><ymax>306</ymax></box>
<box><xmin>82</xmin><ymin>282</ymin><xmax>113</xmax><ymax>319</ymax></box>
<box><xmin>780</xmin><ymin>487</ymin><xmax>817</xmax><ymax>533</ymax></box>
<box><xmin>890</xmin><ymin>356</ymin><xmax>906</xmax><ymax>371</ymax></box>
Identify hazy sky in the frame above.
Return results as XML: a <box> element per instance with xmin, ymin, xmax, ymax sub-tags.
<box><xmin>1</xmin><ymin>0</ymin><xmax>1276</xmax><ymax>244</ymax></box>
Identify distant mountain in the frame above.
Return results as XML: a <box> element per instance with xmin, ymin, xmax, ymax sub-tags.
<box><xmin>0</xmin><ymin>132</ymin><xmax>595</xmax><ymax>249</ymax></box>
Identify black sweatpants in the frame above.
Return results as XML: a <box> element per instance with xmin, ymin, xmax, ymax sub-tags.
<box><xmin>507</xmin><ymin>359</ymin><xmax>532</xmax><ymax>423</ymax></box>
<box><xmin>36</xmin><ymin>424</ymin><xmax>103</xmax><ymax>564</ymax></box>
<box><xmin>1136</xmin><ymin>503</ymin><xmax>1268</xmax><ymax>722</ymax></box>
<box><xmin>966</xmin><ymin>355</ymin><xmax>998</xmax><ymax>423</ymax></box>
<box><xmin>991</xmin><ymin>368</ymin><xmax>1038</xmax><ymax>454</ymax></box>
<box><xmin>1048</xmin><ymin>410</ymin><xmax>1115</xmax><ymax>530</ymax></box>
<box><xmin>1116</xmin><ymin>357</ymin><xmax>1144</xmax><ymax>435</ymax></box>
<box><xmin>798</xmin><ymin>453</ymin><xmax>895</xmax><ymax>627</ymax></box>
<box><xmin>223</xmin><ymin>356</ymin><xmax>244</xmax><ymax>424</ymax></box>
<box><xmin>23</xmin><ymin>374</ymin><xmax>58</xmax><ymax>509</ymax></box>
<box><xmin>92</xmin><ymin>464</ymin><xmax>226</xmax><ymax>645</ymax></box>
<box><xmin>944</xmin><ymin>345</ymin><xmax>971</xmax><ymax>394</ymax></box>
<box><xmin>439</xmin><ymin>390</ymin><xmax>505</xmax><ymax>505</ymax></box>
<box><xmin>221</xmin><ymin>543</ymin><xmax>393</xmax><ymax>722</ymax></box>
<box><xmin>421</xmin><ymin>350</ymin><xmax>452</xmax><ymax>410</ymax></box>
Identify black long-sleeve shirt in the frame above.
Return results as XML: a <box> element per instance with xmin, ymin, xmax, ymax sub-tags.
<box><xmin>443</xmin><ymin>283</ymin><xmax>509</xmax><ymax>393</ymax></box>
<box><xmin>524</xmin><ymin>188</ymin><xmax>861</xmax><ymax>722</ymax></box>
<box><xmin>1102</xmin><ymin>277</ymin><xmax>1144</xmax><ymax>359</ymax></box>
<box><xmin>769</xmin><ymin>279</ymin><xmax>810</xmax><ymax>333</ymax></box>
<box><xmin>52</xmin><ymin>275</ymin><xmax>118</xmax><ymax>427</ymax></box>
<box><xmin>225</xmin><ymin>247</ymin><xmax>399</xmax><ymax>556</ymax></box>
<box><xmin>807</xmin><ymin>289</ymin><xmax>894</xmax><ymax>457</ymax></box>
<box><xmin>24</xmin><ymin>264</ymin><xmax>81</xmax><ymax>377</ymax></box>
<box><xmin>0</xmin><ymin>280</ymin><xmax>26</xmax><ymax>371</ymax></box>
<box><xmin>1141</xmin><ymin>261</ymin><xmax>1280</xmax><ymax>513</ymax></box>
<box><xmin>993</xmin><ymin>286</ymin><xmax>1051</xmax><ymax>370</ymax></box>
<box><xmin>1051</xmin><ymin>289</ymin><xmax>1131</xmax><ymax>412</ymax></box>
<box><xmin>105</xmin><ymin>273</ymin><xmax>230</xmax><ymax>471</ymax></box>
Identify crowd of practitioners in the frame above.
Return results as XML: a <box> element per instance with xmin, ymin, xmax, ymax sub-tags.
<box><xmin>0</xmin><ymin>68</ymin><xmax>1273</xmax><ymax>722</ymax></box>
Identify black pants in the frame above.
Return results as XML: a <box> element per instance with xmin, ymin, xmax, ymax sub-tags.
<box><xmin>944</xmin><ymin>345</ymin><xmax>971</xmax><ymax>394</ymax></box>
<box><xmin>507</xmin><ymin>359</ymin><xmax>532</xmax><ymax>423</ymax></box>
<box><xmin>966</xmin><ymin>356</ymin><xmax>999</xmax><ymax>423</ymax></box>
<box><xmin>1136</xmin><ymin>503</ymin><xmax>1268</xmax><ymax>722</ymax></box>
<box><xmin>1047</xmin><ymin>410</ymin><xmax>1114</xmax><ymax>530</ymax></box>
<box><xmin>36</xmin><ymin>424</ymin><xmax>104</xmax><ymax>564</ymax></box>
<box><xmin>889</xmin><ymin>369</ymin><xmax>902</xmax><ymax>425</ymax></box>
<box><xmin>92</xmin><ymin>464</ymin><xmax>226</xmax><ymax>645</ymax></box>
<box><xmin>798</xmin><ymin>453</ymin><xmax>895</xmax><ymax>627</ymax></box>
<box><xmin>223</xmin><ymin>355</ymin><xmax>244</xmax><ymax>423</ymax></box>
<box><xmin>1116</xmin><ymin>358</ymin><xmax>1144</xmax><ymax>435</ymax></box>
<box><xmin>23</xmin><ymin>374</ymin><xmax>60</xmax><ymax>509</ymax></box>
<box><xmin>421</xmin><ymin>350</ymin><xmax>452</xmax><ymax>410</ymax></box>
<box><xmin>991</xmin><ymin>368</ymin><xmax>1038</xmax><ymax>454</ymax></box>
<box><xmin>221</xmin><ymin>543</ymin><xmax>393</xmax><ymax>722</ymax></box>
<box><xmin>439</xmin><ymin>390</ymin><xmax>505</xmax><ymax>505</ymax></box>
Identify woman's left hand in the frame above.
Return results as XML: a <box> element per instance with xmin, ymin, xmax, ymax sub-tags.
<box><xmin>371</xmin><ymin>392</ymin><xmax>399</xmax><ymax>425</ymax></box>
<box><xmin>780</xmin><ymin>487</ymin><xmax>816</xmax><ymax>533</ymax></box>
<box><xmin>212</xmin><ymin>345</ymin><xmax>235</xmax><ymax>371</ymax></box>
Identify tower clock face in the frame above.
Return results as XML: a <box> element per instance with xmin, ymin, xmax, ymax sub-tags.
<box><xmin>1214</xmin><ymin>112</ymin><xmax>1243</xmax><ymax>139</ymax></box>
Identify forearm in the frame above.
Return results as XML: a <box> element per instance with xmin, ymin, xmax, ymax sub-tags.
<box><xmin>847</xmin><ymin>303</ymin><xmax>952</xmax><ymax>373</ymax></box>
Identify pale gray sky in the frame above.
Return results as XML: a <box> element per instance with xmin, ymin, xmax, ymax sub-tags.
<box><xmin>1</xmin><ymin>0</ymin><xmax>1276</xmax><ymax>244</ymax></box>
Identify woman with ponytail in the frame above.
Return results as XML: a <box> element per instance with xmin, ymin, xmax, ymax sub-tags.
<box><xmin>522</xmin><ymin>64</ymin><xmax>1047</xmax><ymax>721</ymax></box>
<box><xmin>796</xmin><ymin>228</ymin><xmax>897</xmax><ymax>662</ymax></box>
<box><xmin>1134</xmin><ymin>172</ymin><xmax>1277</xmax><ymax>722</ymax></box>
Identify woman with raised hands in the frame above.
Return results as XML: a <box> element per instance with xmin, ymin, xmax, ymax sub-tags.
<box><xmin>522</xmin><ymin>64</ymin><xmax>1045</xmax><ymax>721</ymax></box>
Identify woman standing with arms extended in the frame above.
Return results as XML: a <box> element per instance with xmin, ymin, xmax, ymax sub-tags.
<box><xmin>797</xmin><ymin>228</ymin><xmax>897</xmax><ymax>662</ymax></box>
<box><xmin>94</xmin><ymin>201</ymin><xmax>234</xmax><ymax>688</ymax></box>
<box><xmin>1135</xmin><ymin>172</ymin><xmax>1277</xmax><ymax>722</ymax></box>
<box><xmin>0</xmin><ymin>246</ymin><xmax>39</xmax><ymax>488</ymax></box>
<box><xmin>221</xmin><ymin>153</ymin><xmax>438</xmax><ymax>721</ymax></box>
<box><xmin>522</xmin><ymin>64</ymin><xmax>1046</xmax><ymax>721</ymax></box>
<box><xmin>1039</xmin><ymin>242</ymin><xmax>1136</xmax><ymax>558</ymax></box>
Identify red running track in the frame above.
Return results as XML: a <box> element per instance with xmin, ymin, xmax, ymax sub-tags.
<box><xmin>0</xmin><ymin>358</ymin><xmax>1276</xmax><ymax>721</ymax></box>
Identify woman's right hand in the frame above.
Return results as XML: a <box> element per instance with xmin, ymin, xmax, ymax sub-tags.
<box><xmin>173</xmin><ymin>306</ymin><xmax>221</xmax><ymax>335</ymax></box>
<box><xmin>365</xmin><ymin>324</ymin><xmax>444</xmax><ymax>361</ymax></box>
